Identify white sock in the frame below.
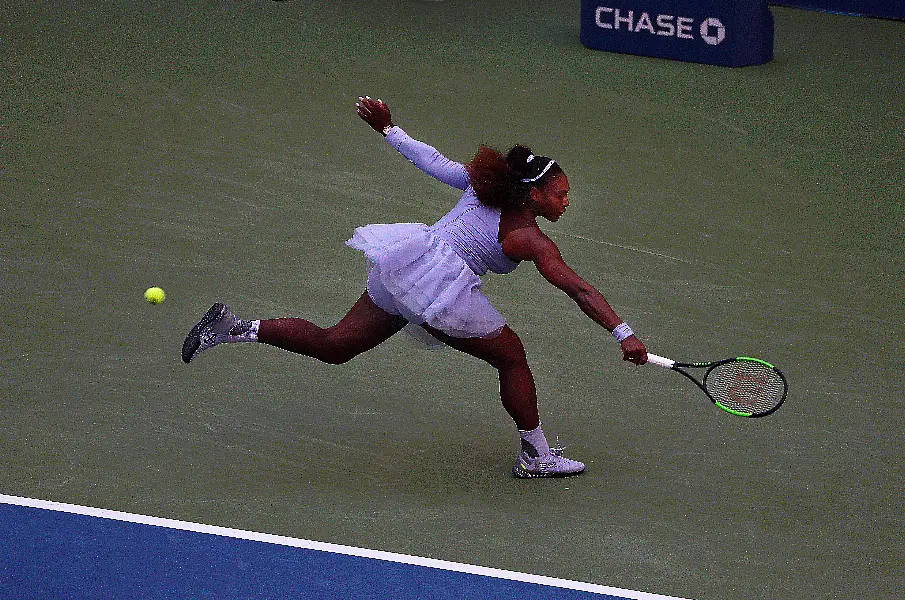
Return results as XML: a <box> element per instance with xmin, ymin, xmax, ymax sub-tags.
<box><xmin>225</xmin><ymin>319</ymin><xmax>259</xmax><ymax>343</ymax></box>
<box><xmin>518</xmin><ymin>424</ymin><xmax>551</xmax><ymax>457</ymax></box>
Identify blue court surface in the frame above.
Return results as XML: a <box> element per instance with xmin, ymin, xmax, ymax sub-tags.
<box><xmin>1</xmin><ymin>495</ymin><xmax>688</xmax><ymax>600</ymax></box>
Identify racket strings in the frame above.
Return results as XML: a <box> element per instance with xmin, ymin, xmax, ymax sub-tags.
<box><xmin>705</xmin><ymin>360</ymin><xmax>786</xmax><ymax>416</ymax></box>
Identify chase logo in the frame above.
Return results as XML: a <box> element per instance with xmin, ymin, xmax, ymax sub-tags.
<box><xmin>699</xmin><ymin>17</ymin><xmax>726</xmax><ymax>46</ymax></box>
<box><xmin>593</xmin><ymin>7</ymin><xmax>726</xmax><ymax>46</ymax></box>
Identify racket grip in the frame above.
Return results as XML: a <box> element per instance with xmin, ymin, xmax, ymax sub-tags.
<box><xmin>646</xmin><ymin>353</ymin><xmax>675</xmax><ymax>368</ymax></box>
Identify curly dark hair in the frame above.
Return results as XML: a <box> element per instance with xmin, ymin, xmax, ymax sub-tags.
<box><xmin>465</xmin><ymin>145</ymin><xmax>562</xmax><ymax>210</ymax></box>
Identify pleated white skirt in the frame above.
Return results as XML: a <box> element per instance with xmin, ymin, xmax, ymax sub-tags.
<box><xmin>346</xmin><ymin>223</ymin><xmax>506</xmax><ymax>339</ymax></box>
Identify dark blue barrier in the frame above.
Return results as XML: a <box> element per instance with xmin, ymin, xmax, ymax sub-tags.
<box><xmin>772</xmin><ymin>1</ymin><xmax>905</xmax><ymax>19</ymax></box>
<box><xmin>580</xmin><ymin>1</ymin><xmax>774</xmax><ymax>67</ymax></box>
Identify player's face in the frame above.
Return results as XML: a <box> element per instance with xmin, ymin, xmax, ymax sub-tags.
<box><xmin>532</xmin><ymin>173</ymin><xmax>570</xmax><ymax>222</ymax></box>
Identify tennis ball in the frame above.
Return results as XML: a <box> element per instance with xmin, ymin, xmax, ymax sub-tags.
<box><xmin>144</xmin><ymin>286</ymin><xmax>166</xmax><ymax>304</ymax></box>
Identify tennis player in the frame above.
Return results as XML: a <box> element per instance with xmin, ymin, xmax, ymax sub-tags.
<box><xmin>182</xmin><ymin>97</ymin><xmax>647</xmax><ymax>478</ymax></box>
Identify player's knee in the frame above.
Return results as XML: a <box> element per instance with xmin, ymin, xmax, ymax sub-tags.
<box><xmin>487</xmin><ymin>329</ymin><xmax>528</xmax><ymax>370</ymax></box>
<box><xmin>321</xmin><ymin>352</ymin><xmax>355</xmax><ymax>365</ymax></box>
<box><xmin>317</xmin><ymin>329</ymin><xmax>360</xmax><ymax>365</ymax></box>
<box><xmin>494</xmin><ymin>348</ymin><xmax>529</xmax><ymax>371</ymax></box>
<box><xmin>318</xmin><ymin>345</ymin><xmax>358</xmax><ymax>365</ymax></box>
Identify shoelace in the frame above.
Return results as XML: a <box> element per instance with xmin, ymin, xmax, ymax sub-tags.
<box><xmin>550</xmin><ymin>437</ymin><xmax>567</xmax><ymax>457</ymax></box>
<box><xmin>539</xmin><ymin>443</ymin><xmax>569</xmax><ymax>470</ymax></box>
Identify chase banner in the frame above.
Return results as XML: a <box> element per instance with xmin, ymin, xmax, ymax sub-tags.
<box><xmin>580</xmin><ymin>1</ymin><xmax>774</xmax><ymax>67</ymax></box>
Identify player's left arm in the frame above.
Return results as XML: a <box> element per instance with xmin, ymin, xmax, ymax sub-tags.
<box><xmin>386</xmin><ymin>128</ymin><xmax>469</xmax><ymax>190</ymax></box>
<box><xmin>357</xmin><ymin>96</ymin><xmax>469</xmax><ymax>190</ymax></box>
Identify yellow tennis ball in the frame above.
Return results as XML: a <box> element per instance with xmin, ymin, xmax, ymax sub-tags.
<box><xmin>144</xmin><ymin>286</ymin><xmax>166</xmax><ymax>304</ymax></box>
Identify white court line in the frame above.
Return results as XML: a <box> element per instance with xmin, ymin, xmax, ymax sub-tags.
<box><xmin>546</xmin><ymin>231</ymin><xmax>693</xmax><ymax>264</ymax></box>
<box><xmin>1</xmin><ymin>493</ymin><xmax>692</xmax><ymax>600</ymax></box>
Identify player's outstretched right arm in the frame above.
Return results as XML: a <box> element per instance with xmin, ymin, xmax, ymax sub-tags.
<box><xmin>502</xmin><ymin>225</ymin><xmax>648</xmax><ymax>365</ymax></box>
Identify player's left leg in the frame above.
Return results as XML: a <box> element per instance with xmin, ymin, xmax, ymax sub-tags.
<box><xmin>259</xmin><ymin>292</ymin><xmax>406</xmax><ymax>364</ymax></box>
<box><xmin>182</xmin><ymin>292</ymin><xmax>406</xmax><ymax>364</ymax></box>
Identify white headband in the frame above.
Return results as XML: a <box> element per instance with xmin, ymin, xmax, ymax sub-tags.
<box><xmin>521</xmin><ymin>158</ymin><xmax>556</xmax><ymax>183</ymax></box>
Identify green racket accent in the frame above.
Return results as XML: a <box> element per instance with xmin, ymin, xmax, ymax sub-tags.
<box><xmin>714</xmin><ymin>401</ymin><xmax>753</xmax><ymax>417</ymax></box>
<box><xmin>737</xmin><ymin>356</ymin><xmax>775</xmax><ymax>368</ymax></box>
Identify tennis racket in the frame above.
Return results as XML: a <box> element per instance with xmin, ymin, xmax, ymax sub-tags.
<box><xmin>647</xmin><ymin>353</ymin><xmax>788</xmax><ymax>417</ymax></box>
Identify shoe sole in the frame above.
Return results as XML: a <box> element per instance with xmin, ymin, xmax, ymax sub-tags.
<box><xmin>182</xmin><ymin>303</ymin><xmax>226</xmax><ymax>363</ymax></box>
<box><xmin>512</xmin><ymin>464</ymin><xmax>586</xmax><ymax>479</ymax></box>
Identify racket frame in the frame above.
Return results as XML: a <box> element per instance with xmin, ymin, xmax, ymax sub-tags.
<box><xmin>646</xmin><ymin>353</ymin><xmax>788</xmax><ymax>417</ymax></box>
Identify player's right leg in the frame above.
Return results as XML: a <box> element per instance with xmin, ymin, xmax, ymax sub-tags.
<box><xmin>420</xmin><ymin>324</ymin><xmax>586</xmax><ymax>479</ymax></box>
<box><xmin>182</xmin><ymin>292</ymin><xmax>406</xmax><ymax>364</ymax></box>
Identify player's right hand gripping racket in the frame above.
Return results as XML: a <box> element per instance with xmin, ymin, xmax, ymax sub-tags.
<box><xmin>646</xmin><ymin>354</ymin><xmax>788</xmax><ymax>417</ymax></box>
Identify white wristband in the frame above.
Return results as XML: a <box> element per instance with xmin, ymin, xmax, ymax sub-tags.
<box><xmin>382</xmin><ymin>124</ymin><xmax>394</xmax><ymax>136</ymax></box>
<box><xmin>612</xmin><ymin>323</ymin><xmax>634</xmax><ymax>342</ymax></box>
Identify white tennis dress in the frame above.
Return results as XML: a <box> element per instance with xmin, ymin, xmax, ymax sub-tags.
<box><xmin>346</xmin><ymin>127</ymin><xmax>519</xmax><ymax>339</ymax></box>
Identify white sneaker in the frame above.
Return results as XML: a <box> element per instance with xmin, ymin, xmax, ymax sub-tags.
<box><xmin>512</xmin><ymin>446</ymin><xmax>586</xmax><ymax>479</ymax></box>
<box><xmin>181</xmin><ymin>303</ymin><xmax>254</xmax><ymax>363</ymax></box>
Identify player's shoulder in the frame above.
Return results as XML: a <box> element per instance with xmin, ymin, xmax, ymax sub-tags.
<box><xmin>500</xmin><ymin>211</ymin><xmax>558</xmax><ymax>262</ymax></box>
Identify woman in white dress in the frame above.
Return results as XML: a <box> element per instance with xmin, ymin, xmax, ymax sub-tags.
<box><xmin>182</xmin><ymin>97</ymin><xmax>647</xmax><ymax>478</ymax></box>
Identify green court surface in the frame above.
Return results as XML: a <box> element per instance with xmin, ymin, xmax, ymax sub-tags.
<box><xmin>2</xmin><ymin>2</ymin><xmax>902</xmax><ymax>599</ymax></box>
